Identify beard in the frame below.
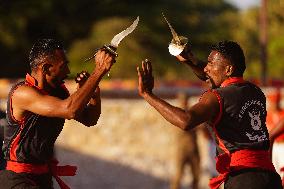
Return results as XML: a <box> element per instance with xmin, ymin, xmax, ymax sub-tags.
<box><xmin>52</xmin><ymin>76</ymin><xmax>66</xmax><ymax>87</ymax></box>
<box><xmin>205</xmin><ymin>76</ymin><xmax>217</xmax><ymax>89</ymax></box>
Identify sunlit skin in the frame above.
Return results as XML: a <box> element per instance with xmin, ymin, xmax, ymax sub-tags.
<box><xmin>137</xmin><ymin>60</ymin><xmax>220</xmax><ymax>130</ymax></box>
<box><xmin>137</xmin><ymin>41</ymin><xmax>283</xmax><ymax>188</ymax></box>
<box><xmin>12</xmin><ymin>49</ymin><xmax>115</xmax><ymax>126</ymax></box>
<box><xmin>136</xmin><ymin>50</ymin><xmax>235</xmax><ymax>130</ymax></box>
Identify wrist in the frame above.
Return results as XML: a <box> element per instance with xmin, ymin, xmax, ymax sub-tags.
<box><xmin>142</xmin><ymin>91</ymin><xmax>153</xmax><ymax>98</ymax></box>
<box><xmin>91</xmin><ymin>68</ymin><xmax>105</xmax><ymax>80</ymax></box>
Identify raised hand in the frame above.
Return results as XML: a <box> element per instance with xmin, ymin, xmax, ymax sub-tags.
<box><xmin>137</xmin><ymin>59</ymin><xmax>154</xmax><ymax>96</ymax></box>
<box><xmin>175</xmin><ymin>44</ymin><xmax>196</xmax><ymax>64</ymax></box>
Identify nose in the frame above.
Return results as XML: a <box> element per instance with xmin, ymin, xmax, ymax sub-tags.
<box><xmin>204</xmin><ymin>65</ymin><xmax>208</xmax><ymax>74</ymax></box>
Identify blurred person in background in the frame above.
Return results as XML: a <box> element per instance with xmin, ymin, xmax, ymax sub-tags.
<box><xmin>0</xmin><ymin>109</ymin><xmax>7</xmax><ymax>170</ymax></box>
<box><xmin>137</xmin><ymin>41</ymin><xmax>282</xmax><ymax>189</ymax></box>
<box><xmin>0</xmin><ymin>38</ymin><xmax>115</xmax><ymax>189</ymax></box>
<box><xmin>267</xmin><ymin>88</ymin><xmax>284</xmax><ymax>187</ymax></box>
<box><xmin>170</xmin><ymin>92</ymin><xmax>200</xmax><ymax>189</ymax></box>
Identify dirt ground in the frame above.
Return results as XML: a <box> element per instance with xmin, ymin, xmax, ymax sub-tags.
<box><xmin>54</xmin><ymin>99</ymin><xmax>214</xmax><ymax>189</ymax></box>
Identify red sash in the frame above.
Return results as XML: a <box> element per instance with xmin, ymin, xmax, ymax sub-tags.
<box><xmin>281</xmin><ymin>167</ymin><xmax>284</xmax><ymax>186</ymax></box>
<box><xmin>209</xmin><ymin>149</ymin><xmax>275</xmax><ymax>189</ymax></box>
<box><xmin>6</xmin><ymin>159</ymin><xmax>77</xmax><ymax>189</ymax></box>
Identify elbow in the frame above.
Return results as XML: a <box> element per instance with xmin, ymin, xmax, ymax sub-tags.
<box><xmin>65</xmin><ymin>110</ymin><xmax>77</xmax><ymax>120</ymax></box>
<box><xmin>178</xmin><ymin>116</ymin><xmax>193</xmax><ymax>131</ymax></box>
<box><xmin>64</xmin><ymin>99</ymin><xmax>85</xmax><ymax>120</ymax></box>
<box><xmin>179</xmin><ymin>121</ymin><xmax>191</xmax><ymax>131</ymax></box>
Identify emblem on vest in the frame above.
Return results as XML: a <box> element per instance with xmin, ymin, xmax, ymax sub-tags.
<box><xmin>245</xmin><ymin>110</ymin><xmax>267</xmax><ymax>141</ymax></box>
<box><xmin>249</xmin><ymin>111</ymin><xmax>261</xmax><ymax>130</ymax></box>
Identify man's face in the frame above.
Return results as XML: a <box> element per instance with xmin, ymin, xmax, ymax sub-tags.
<box><xmin>46</xmin><ymin>49</ymin><xmax>70</xmax><ymax>87</ymax></box>
<box><xmin>204</xmin><ymin>50</ymin><xmax>231</xmax><ymax>89</ymax></box>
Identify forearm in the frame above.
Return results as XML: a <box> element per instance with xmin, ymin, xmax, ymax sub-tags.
<box><xmin>185</xmin><ymin>59</ymin><xmax>207</xmax><ymax>81</ymax></box>
<box><xmin>177</xmin><ymin>48</ymin><xmax>207</xmax><ymax>81</ymax></box>
<box><xmin>66</xmin><ymin>70</ymin><xmax>103</xmax><ymax>119</ymax></box>
<box><xmin>142</xmin><ymin>92</ymin><xmax>191</xmax><ymax>130</ymax></box>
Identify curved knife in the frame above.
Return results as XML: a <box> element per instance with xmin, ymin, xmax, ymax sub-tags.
<box><xmin>162</xmin><ymin>13</ymin><xmax>188</xmax><ymax>56</ymax></box>
<box><xmin>85</xmin><ymin>16</ymin><xmax>139</xmax><ymax>62</ymax></box>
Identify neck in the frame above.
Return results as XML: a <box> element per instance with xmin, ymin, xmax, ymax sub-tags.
<box><xmin>221</xmin><ymin>77</ymin><xmax>244</xmax><ymax>87</ymax></box>
<box><xmin>30</xmin><ymin>71</ymin><xmax>54</xmax><ymax>92</ymax></box>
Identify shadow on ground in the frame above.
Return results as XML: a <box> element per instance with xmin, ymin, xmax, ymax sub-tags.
<box><xmin>54</xmin><ymin>146</ymin><xmax>169</xmax><ymax>189</ymax></box>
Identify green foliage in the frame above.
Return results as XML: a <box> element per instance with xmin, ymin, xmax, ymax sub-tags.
<box><xmin>0</xmin><ymin>0</ymin><xmax>238</xmax><ymax>79</ymax></box>
<box><xmin>5</xmin><ymin>0</ymin><xmax>284</xmax><ymax>81</ymax></box>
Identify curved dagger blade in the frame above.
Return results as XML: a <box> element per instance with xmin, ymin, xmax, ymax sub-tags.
<box><xmin>110</xmin><ymin>16</ymin><xmax>139</xmax><ymax>48</ymax></box>
<box><xmin>84</xmin><ymin>16</ymin><xmax>139</xmax><ymax>62</ymax></box>
<box><xmin>162</xmin><ymin>13</ymin><xmax>181</xmax><ymax>44</ymax></box>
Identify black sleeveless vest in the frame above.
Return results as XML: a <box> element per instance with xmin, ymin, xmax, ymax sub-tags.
<box><xmin>207</xmin><ymin>80</ymin><xmax>269</xmax><ymax>156</ymax></box>
<box><xmin>3</xmin><ymin>74</ymin><xmax>69</xmax><ymax>164</ymax></box>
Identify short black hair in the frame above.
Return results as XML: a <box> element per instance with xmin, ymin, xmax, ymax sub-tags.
<box><xmin>29</xmin><ymin>38</ymin><xmax>64</xmax><ymax>70</ymax></box>
<box><xmin>210</xmin><ymin>41</ymin><xmax>246</xmax><ymax>76</ymax></box>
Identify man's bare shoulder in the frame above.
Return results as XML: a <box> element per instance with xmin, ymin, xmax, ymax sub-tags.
<box><xmin>12</xmin><ymin>84</ymin><xmax>44</xmax><ymax>102</ymax></box>
<box><xmin>199</xmin><ymin>90</ymin><xmax>220</xmax><ymax>105</ymax></box>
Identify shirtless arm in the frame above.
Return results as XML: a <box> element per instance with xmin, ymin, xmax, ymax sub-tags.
<box><xmin>72</xmin><ymin>72</ymin><xmax>102</xmax><ymax>126</ymax></box>
<box><xmin>137</xmin><ymin>60</ymin><xmax>219</xmax><ymax>130</ymax></box>
<box><xmin>175</xmin><ymin>44</ymin><xmax>207</xmax><ymax>81</ymax></box>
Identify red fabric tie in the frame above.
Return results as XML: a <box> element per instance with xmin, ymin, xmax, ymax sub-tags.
<box><xmin>209</xmin><ymin>149</ymin><xmax>275</xmax><ymax>189</ymax></box>
<box><xmin>6</xmin><ymin>160</ymin><xmax>77</xmax><ymax>189</ymax></box>
<box><xmin>280</xmin><ymin>167</ymin><xmax>284</xmax><ymax>186</ymax></box>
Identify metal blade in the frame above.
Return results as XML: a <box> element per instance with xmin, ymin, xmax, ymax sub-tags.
<box><xmin>162</xmin><ymin>13</ymin><xmax>181</xmax><ymax>44</ymax></box>
<box><xmin>110</xmin><ymin>16</ymin><xmax>139</xmax><ymax>48</ymax></box>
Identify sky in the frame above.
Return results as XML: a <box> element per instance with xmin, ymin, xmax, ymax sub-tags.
<box><xmin>226</xmin><ymin>0</ymin><xmax>260</xmax><ymax>10</ymax></box>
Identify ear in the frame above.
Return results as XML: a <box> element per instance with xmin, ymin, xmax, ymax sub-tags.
<box><xmin>41</xmin><ymin>63</ymin><xmax>52</xmax><ymax>75</ymax></box>
<box><xmin>225</xmin><ymin>65</ymin><xmax>234</xmax><ymax>77</ymax></box>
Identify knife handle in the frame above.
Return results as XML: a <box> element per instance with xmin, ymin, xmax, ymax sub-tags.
<box><xmin>84</xmin><ymin>45</ymin><xmax>118</xmax><ymax>62</ymax></box>
<box><xmin>103</xmin><ymin>45</ymin><xmax>118</xmax><ymax>57</ymax></box>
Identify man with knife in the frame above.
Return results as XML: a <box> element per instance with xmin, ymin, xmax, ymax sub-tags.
<box><xmin>0</xmin><ymin>38</ymin><xmax>115</xmax><ymax>189</ymax></box>
<box><xmin>137</xmin><ymin>40</ymin><xmax>282</xmax><ymax>189</ymax></box>
<box><xmin>0</xmin><ymin>16</ymin><xmax>138</xmax><ymax>189</ymax></box>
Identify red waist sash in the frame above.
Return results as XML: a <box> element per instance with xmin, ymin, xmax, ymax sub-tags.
<box><xmin>209</xmin><ymin>149</ymin><xmax>275</xmax><ymax>189</ymax></box>
<box><xmin>6</xmin><ymin>159</ymin><xmax>77</xmax><ymax>189</ymax></box>
<box><xmin>281</xmin><ymin>167</ymin><xmax>284</xmax><ymax>185</ymax></box>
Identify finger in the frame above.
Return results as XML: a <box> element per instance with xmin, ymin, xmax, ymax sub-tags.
<box><xmin>95</xmin><ymin>86</ymin><xmax>100</xmax><ymax>92</ymax></box>
<box><xmin>93</xmin><ymin>86</ymin><xmax>101</xmax><ymax>96</ymax></box>
<box><xmin>137</xmin><ymin>66</ymin><xmax>145</xmax><ymax>84</ymax></box>
<box><xmin>82</xmin><ymin>71</ymin><xmax>90</xmax><ymax>77</ymax></box>
<box><xmin>148</xmin><ymin>62</ymin><xmax>153</xmax><ymax>77</ymax></box>
<box><xmin>141</xmin><ymin>60</ymin><xmax>146</xmax><ymax>74</ymax></box>
<box><xmin>145</xmin><ymin>59</ymin><xmax>152</xmax><ymax>75</ymax></box>
<box><xmin>137</xmin><ymin>66</ymin><xmax>142</xmax><ymax>78</ymax></box>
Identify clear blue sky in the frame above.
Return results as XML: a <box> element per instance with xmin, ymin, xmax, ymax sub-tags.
<box><xmin>226</xmin><ymin>0</ymin><xmax>260</xmax><ymax>9</ymax></box>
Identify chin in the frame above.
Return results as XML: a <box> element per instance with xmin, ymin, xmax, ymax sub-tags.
<box><xmin>52</xmin><ymin>79</ymin><xmax>65</xmax><ymax>87</ymax></box>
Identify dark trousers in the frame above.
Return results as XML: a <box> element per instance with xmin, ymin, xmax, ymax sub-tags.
<box><xmin>0</xmin><ymin>170</ymin><xmax>53</xmax><ymax>189</ymax></box>
<box><xmin>225</xmin><ymin>168</ymin><xmax>283</xmax><ymax>189</ymax></box>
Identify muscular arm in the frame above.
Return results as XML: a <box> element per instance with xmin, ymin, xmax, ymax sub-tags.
<box><xmin>175</xmin><ymin>45</ymin><xmax>207</xmax><ymax>81</ymax></box>
<box><xmin>141</xmin><ymin>91</ymin><xmax>219</xmax><ymax>130</ymax></box>
<box><xmin>137</xmin><ymin>60</ymin><xmax>219</xmax><ymax>130</ymax></box>
<box><xmin>12</xmin><ymin>50</ymin><xmax>113</xmax><ymax>125</ymax></box>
